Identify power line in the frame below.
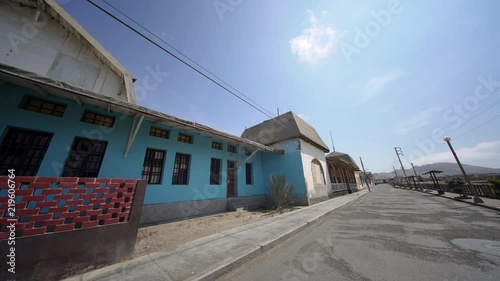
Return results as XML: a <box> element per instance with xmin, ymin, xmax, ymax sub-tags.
<box><xmin>100</xmin><ymin>0</ymin><xmax>276</xmax><ymax>118</ymax></box>
<box><xmin>440</xmin><ymin>86</ymin><xmax>500</xmax><ymax>133</ymax></box>
<box><xmin>446</xmin><ymin>93</ymin><xmax>500</xmax><ymax>134</ymax></box>
<box><xmin>87</xmin><ymin>0</ymin><xmax>303</xmax><ymax>143</ymax></box>
<box><xmin>87</xmin><ymin>0</ymin><xmax>271</xmax><ymax>117</ymax></box>
<box><xmin>423</xmin><ymin>87</ymin><xmax>500</xmax><ymax>150</ymax></box>
<box><xmin>454</xmin><ymin>112</ymin><xmax>500</xmax><ymax>140</ymax></box>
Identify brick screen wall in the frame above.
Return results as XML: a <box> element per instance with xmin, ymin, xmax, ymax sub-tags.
<box><xmin>0</xmin><ymin>176</ymin><xmax>138</xmax><ymax>239</ymax></box>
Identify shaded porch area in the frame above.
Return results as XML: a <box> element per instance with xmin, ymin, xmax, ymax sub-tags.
<box><xmin>326</xmin><ymin>151</ymin><xmax>361</xmax><ymax>196</ymax></box>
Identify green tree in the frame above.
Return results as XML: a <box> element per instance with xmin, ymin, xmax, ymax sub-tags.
<box><xmin>267</xmin><ymin>174</ymin><xmax>293</xmax><ymax>213</ymax></box>
<box><xmin>488</xmin><ymin>178</ymin><xmax>500</xmax><ymax>197</ymax></box>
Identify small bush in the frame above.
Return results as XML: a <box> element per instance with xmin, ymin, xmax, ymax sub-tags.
<box><xmin>447</xmin><ymin>178</ymin><xmax>465</xmax><ymax>196</ymax></box>
<box><xmin>453</xmin><ymin>187</ymin><xmax>464</xmax><ymax>195</ymax></box>
<box><xmin>488</xmin><ymin>178</ymin><xmax>500</xmax><ymax>196</ymax></box>
<box><xmin>267</xmin><ymin>174</ymin><xmax>293</xmax><ymax>213</ymax></box>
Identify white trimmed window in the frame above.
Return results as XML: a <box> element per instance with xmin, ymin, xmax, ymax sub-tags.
<box><xmin>311</xmin><ymin>159</ymin><xmax>326</xmax><ymax>185</ymax></box>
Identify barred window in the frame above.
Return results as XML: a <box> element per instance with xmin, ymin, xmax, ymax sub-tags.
<box><xmin>81</xmin><ymin>111</ymin><xmax>115</xmax><ymax>128</ymax></box>
<box><xmin>245</xmin><ymin>163</ymin><xmax>253</xmax><ymax>185</ymax></box>
<box><xmin>177</xmin><ymin>133</ymin><xmax>192</xmax><ymax>144</ymax></box>
<box><xmin>210</xmin><ymin>158</ymin><xmax>221</xmax><ymax>185</ymax></box>
<box><xmin>62</xmin><ymin>137</ymin><xmax>108</xmax><ymax>177</ymax></box>
<box><xmin>227</xmin><ymin>145</ymin><xmax>236</xmax><ymax>153</ymax></box>
<box><xmin>245</xmin><ymin>149</ymin><xmax>252</xmax><ymax>156</ymax></box>
<box><xmin>172</xmin><ymin>153</ymin><xmax>190</xmax><ymax>184</ymax></box>
<box><xmin>211</xmin><ymin>142</ymin><xmax>222</xmax><ymax>150</ymax></box>
<box><xmin>22</xmin><ymin>97</ymin><xmax>66</xmax><ymax>117</ymax></box>
<box><xmin>141</xmin><ymin>149</ymin><xmax>166</xmax><ymax>184</ymax></box>
<box><xmin>0</xmin><ymin>128</ymin><xmax>53</xmax><ymax>176</ymax></box>
<box><xmin>149</xmin><ymin>127</ymin><xmax>169</xmax><ymax>139</ymax></box>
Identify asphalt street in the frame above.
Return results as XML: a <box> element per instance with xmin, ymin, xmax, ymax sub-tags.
<box><xmin>217</xmin><ymin>184</ymin><xmax>500</xmax><ymax>281</ymax></box>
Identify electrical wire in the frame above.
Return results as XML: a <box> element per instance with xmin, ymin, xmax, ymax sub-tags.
<box><xmin>446</xmin><ymin>94</ymin><xmax>500</xmax><ymax>134</ymax></box>
<box><xmin>87</xmin><ymin>0</ymin><xmax>304</xmax><ymax>143</ymax></box>
<box><xmin>454</xmin><ymin>112</ymin><xmax>500</xmax><ymax>140</ymax></box>
<box><xmin>100</xmin><ymin>0</ymin><xmax>277</xmax><ymax>118</ymax></box>
<box><xmin>440</xmin><ymin>86</ymin><xmax>500</xmax><ymax>133</ymax></box>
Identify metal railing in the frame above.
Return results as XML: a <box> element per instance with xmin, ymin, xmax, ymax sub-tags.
<box><xmin>331</xmin><ymin>183</ymin><xmax>348</xmax><ymax>191</ymax></box>
<box><xmin>420</xmin><ymin>183</ymin><xmax>498</xmax><ymax>198</ymax></box>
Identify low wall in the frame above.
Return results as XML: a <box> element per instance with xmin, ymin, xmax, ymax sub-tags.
<box><xmin>141</xmin><ymin>195</ymin><xmax>271</xmax><ymax>225</ymax></box>
<box><xmin>309</xmin><ymin>195</ymin><xmax>330</xmax><ymax>205</ymax></box>
<box><xmin>420</xmin><ymin>183</ymin><xmax>498</xmax><ymax>198</ymax></box>
<box><xmin>229</xmin><ymin>195</ymin><xmax>266</xmax><ymax>209</ymax></box>
<box><xmin>0</xmin><ymin>176</ymin><xmax>146</xmax><ymax>281</ymax></box>
<box><xmin>292</xmin><ymin>195</ymin><xmax>309</xmax><ymax>206</ymax></box>
<box><xmin>140</xmin><ymin>193</ymin><xmax>313</xmax><ymax>226</ymax></box>
<box><xmin>330</xmin><ymin>189</ymin><xmax>349</xmax><ymax>198</ymax></box>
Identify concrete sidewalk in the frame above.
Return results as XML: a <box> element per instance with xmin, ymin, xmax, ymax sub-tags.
<box><xmin>420</xmin><ymin>189</ymin><xmax>500</xmax><ymax>212</ymax></box>
<box><xmin>64</xmin><ymin>190</ymin><xmax>369</xmax><ymax>281</ymax></box>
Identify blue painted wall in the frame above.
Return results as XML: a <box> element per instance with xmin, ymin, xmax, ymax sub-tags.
<box><xmin>0</xmin><ymin>83</ymin><xmax>269</xmax><ymax>205</ymax></box>
<box><xmin>262</xmin><ymin>139</ymin><xmax>307</xmax><ymax>196</ymax></box>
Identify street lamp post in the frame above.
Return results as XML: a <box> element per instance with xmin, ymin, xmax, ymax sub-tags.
<box><xmin>443</xmin><ymin>137</ymin><xmax>484</xmax><ymax>204</ymax></box>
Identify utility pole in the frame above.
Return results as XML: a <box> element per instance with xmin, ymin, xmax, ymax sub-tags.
<box><xmin>393</xmin><ymin>166</ymin><xmax>399</xmax><ymax>186</ymax></box>
<box><xmin>394</xmin><ymin>147</ymin><xmax>411</xmax><ymax>188</ymax></box>
<box><xmin>359</xmin><ymin>157</ymin><xmax>371</xmax><ymax>192</ymax></box>
<box><xmin>443</xmin><ymin>137</ymin><xmax>483</xmax><ymax>204</ymax></box>
<box><xmin>411</xmin><ymin>163</ymin><xmax>421</xmax><ymax>191</ymax></box>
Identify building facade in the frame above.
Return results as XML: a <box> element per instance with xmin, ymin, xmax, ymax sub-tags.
<box><xmin>326</xmin><ymin>151</ymin><xmax>362</xmax><ymax>195</ymax></box>
<box><xmin>0</xmin><ymin>0</ymin><xmax>359</xmax><ymax>226</ymax></box>
<box><xmin>242</xmin><ymin>112</ymin><xmax>332</xmax><ymax>205</ymax></box>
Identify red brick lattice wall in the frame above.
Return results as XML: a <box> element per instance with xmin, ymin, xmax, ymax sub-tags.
<box><xmin>0</xmin><ymin>177</ymin><xmax>138</xmax><ymax>239</ymax></box>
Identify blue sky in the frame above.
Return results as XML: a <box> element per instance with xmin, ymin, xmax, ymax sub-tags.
<box><xmin>59</xmin><ymin>0</ymin><xmax>500</xmax><ymax>172</ymax></box>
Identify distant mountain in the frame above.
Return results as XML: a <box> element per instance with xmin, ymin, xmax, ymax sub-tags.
<box><xmin>374</xmin><ymin>162</ymin><xmax>500</xmax><ymax>179</ymax></box>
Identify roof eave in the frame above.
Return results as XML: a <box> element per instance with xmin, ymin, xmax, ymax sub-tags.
<box><xmin>0</xmin><ymin>64</ymin><xmax>281</xmax><ymax>154</ymax></box>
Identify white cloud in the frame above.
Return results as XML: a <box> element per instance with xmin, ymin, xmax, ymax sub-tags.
<box><xmin>360</xmin><ymin>69</ymin><xmax>407</xmax><ymax>103</ymax></box>
<box><xmin>290</xmin><ymin>11</ymin><xmax>339</xmax><ymax>65</ymax></box>
<box><xmin>394</xmin><ymin>107</ymin><xmax>442</xmax><ymax>134</ymax></box>
<box><xmin>413</xmin><ymin>141</ymin><xmax>500</xmax><ymax>167</ymax></box>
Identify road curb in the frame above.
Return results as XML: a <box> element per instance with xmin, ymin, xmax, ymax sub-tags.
<box><xmin>394</xmin><ymin>186</ymin><xmax>500</xmax><ymax>213</ymax></box>
<box><xmin>65</xmin><ymin>191</ymin><xmax>370</xmax><ymax>281</ymax></box>
<box><xmin>427</xmin><ymin>192</ymin><xmax>500</xmax><ymax>213</ymax></box>
<box><xmin>193</xmin><ymin>190</ymin><xmax>370</xmax><ymax>281</ymax></box>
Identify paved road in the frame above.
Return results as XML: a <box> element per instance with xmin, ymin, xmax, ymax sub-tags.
<box><xmin>217</xmin><ymin>184</ymin><xmax>500</xmax><ymax>281</ymax></box>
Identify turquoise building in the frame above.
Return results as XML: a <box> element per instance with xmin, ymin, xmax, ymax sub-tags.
<box><xmin>0</xmin><ymin>0</ymin><xmax>342</xmax><ymax>225</ymax></box>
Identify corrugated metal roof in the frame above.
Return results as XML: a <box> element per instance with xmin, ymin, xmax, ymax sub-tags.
<box><xmin>326</xmin><ymin>151</ymin><xmax>360</xmax><ymax>170</ymax></box>
<box><xmin>241</xmin><ymin>111</ymin><xmax>330</xmax><ymax>152</ymax></box>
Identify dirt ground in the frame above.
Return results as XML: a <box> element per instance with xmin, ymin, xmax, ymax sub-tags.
<box><xmin>134</xmin><ymin>208</ymin><xmax>296</xmax><ymax>258</ymax></box>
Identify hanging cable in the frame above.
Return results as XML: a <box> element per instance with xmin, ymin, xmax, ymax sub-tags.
<box><xmin>87</xmin><ymin>0</ymin><xmax>306</xmax><ymax>144</ymax></box>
